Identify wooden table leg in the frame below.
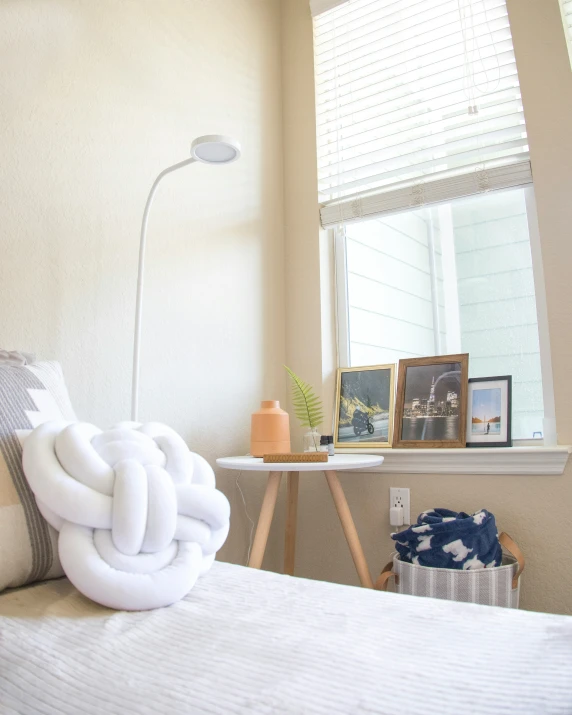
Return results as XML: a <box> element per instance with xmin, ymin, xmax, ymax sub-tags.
<box><xmin>248</xmin><ymin>471</ymin><xmax>282</xmax><ymax>569</ymax></box>
<box><xmin>324</xmin><ymin>470</ymin><xmax>374</xmax><ymax>589</ymax></box>
<box><xmin>284</xmin><ymin>471</ymin><xmax>299</xmax><ymax>576</ymax></box>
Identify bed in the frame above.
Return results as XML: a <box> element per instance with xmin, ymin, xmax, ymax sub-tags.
<box><xmin>1</xmin><ymin>360</ymin><xmax>571</xmax><ymax>713</ymax></box>
<box><xmin>1</xmin><ymin>561</ymin><xmax>572</xmax><ymax>715</ymax></box>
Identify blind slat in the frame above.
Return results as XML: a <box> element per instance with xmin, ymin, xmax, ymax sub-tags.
<box><xmin>320</xmin><ymin>160</ymin><xmax>532</xmax><ymax>228</ymax></box>
<box><xmin>318</xmin><ymin>94</ymin><xmax>522</xmax><ymax>149</ymax></box>
<box><xmin>313</xmin><ymin>0</ymin><xmax>528</xmax><ymax>214</ymax></box>
<box><xmin>560</xmin><ymin>0</ymin><xmax>572</xmax><ymax>69</ymax></box>
<box><xmin>317</xmin><ymin>20</ymin><xmax>509</xmax><ymax>83</ymax></box>
<box><xmin>319</xmin><ymin>137</ymin><xmax>528</xmax><ymax>196</ymax></box>
<box><xmin>318</xmin><ymin>109</ymin><xmax>525</xmax><ymax>168</ymax></box>
<box><xmin>314</xmin><ymin>0</ymin><xmax>384</xmax><ymax>26</ymax></box>
<box><xmin>316</xmin><ymin>28</ymin><xmax>515</xmax><ymax>113</ymax></box>
<box><xmin>316</xmin><ymin>30</ymin><xmax>513</xmax><ymax>95</ymax></box>
<box><xmin>318</xmin><ymin>82</ymin><xmax>520</xmax><ymax>139</ymax></box>
<box><xmin>317</xmin><ymin>55</ymin><xmax>518</xmax><ymax>124</ymax></box>
<box><xmin>315</xmin><ymin>1</ymin><xmax>507</xmax><ymax>61</ymax></box>
<box><xmin>315</xmin><ymin>0</ymin><xmax>459</xmax><ymax>30</ymax></box>
<box><xmin>311</xmin><ymin>0</ymin><xmax>348</xmax><ymax>18</ymax></box>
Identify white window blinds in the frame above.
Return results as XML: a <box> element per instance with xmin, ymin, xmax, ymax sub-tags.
<box><xmin>310</xmin><ymin>0</ymin><xmax>347</xmax><ymax>16</ymax></box>
<box><xmin>560</xmin><ymin>0</ymin><xmax>572</xmax><ymax>66</ymax></box>
<box><xmin>313</xmin><ymin>0</ymin><xmax>530</xmax><ymax>226</ymax></box>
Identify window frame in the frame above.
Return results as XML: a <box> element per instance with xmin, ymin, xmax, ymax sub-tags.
<box><xmin>333</xmin><ymin>184</ymin><xmax>556</xmax><ymax>445</ymax></box>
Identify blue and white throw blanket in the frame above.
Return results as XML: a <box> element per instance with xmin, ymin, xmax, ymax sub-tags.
<box><xmin>391</xmin><ymin>508</ymin><xmax>502</xmax><ymax>570</ymax></box>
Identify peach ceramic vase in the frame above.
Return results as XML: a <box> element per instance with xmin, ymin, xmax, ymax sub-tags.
<box><xmin>250</xmin><ymin>401</ymin><xmax>291</xmax><ymax>457</ymax></box>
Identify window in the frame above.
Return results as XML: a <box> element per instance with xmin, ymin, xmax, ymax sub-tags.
<box><xmin>338</xmin><ymin>187</ymin><xmax>543</xmax><ymax>439</ymax></box>
<box><xmin>312</xmin><ymin>0</ymin><xmax>553</xmax><ymax>440</ymax></box>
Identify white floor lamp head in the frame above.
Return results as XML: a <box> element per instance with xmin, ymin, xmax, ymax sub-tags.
<box><xmin>191</xmin><ymin>135</ymin><xmax>241</xmax><ymax>164</ymax></box>
<box><xmin>131</xmin><ymin>134</ymin><xmax>241</xmax><ymax>421</ymax></box>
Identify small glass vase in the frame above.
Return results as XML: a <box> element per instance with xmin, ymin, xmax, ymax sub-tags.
<box><xmin>303</xmin><ymin>428</ymin><xmax>321</xmax><ymax>452</ymax></box>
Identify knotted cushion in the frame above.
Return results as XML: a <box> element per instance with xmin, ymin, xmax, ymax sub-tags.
<box><xmin>22</xmin><ymin>421</ymin><xmax>230</xmax><ymax>610</ymax></box>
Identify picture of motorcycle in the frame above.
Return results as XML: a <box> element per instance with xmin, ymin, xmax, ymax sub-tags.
<box><xmin>351</xmin><ymin>409</ymin><xmax>375</xmax><ymax>436</ymax></box>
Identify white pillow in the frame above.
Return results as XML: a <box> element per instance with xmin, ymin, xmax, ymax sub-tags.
<box><xmin>22</xmin><ymin>421</ymin><xmax>230</xmax><ymax>610</ymax></box>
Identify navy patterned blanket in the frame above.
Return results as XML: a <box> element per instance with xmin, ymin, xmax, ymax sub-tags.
<box><xmin>391</xmin><ymin>508</ymin><xmax>502</xmax><ymax>570</ymax></box>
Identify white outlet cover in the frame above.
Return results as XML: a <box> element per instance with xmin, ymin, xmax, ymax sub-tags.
<box><xmin>390</xmin><ymin>487</ymin><xmax>411</xmax><ymax>525</ymax></box>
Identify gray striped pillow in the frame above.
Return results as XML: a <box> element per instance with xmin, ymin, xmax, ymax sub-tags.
<box><xmin>0</xmin><ymin>361</ymin><xmax>77</xmax><ymax>591</ymax></box>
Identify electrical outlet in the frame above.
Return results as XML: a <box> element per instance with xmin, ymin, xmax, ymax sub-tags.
<box><xmin>390</xmin><ymin>487</ymin><xmax>411</xmax><ymax>526</ymax></box>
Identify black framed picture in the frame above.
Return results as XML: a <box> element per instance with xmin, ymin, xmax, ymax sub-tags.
<box><xmin>466</xmin><ymin>376</ymin><xmax>512</xmax><ymax>448</ymax></box>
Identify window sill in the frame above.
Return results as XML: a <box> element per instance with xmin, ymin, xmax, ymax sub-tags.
<box><xmin>335</xmin><ymin>446</ymin><xmax>571</xmax><ymax>475</ymax></box>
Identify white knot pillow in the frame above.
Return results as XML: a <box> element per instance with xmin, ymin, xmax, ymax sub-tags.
<box><xmin>22</xmin><ymin>421</ymin><xmax>230</xmax><ymax>611</ymax></box>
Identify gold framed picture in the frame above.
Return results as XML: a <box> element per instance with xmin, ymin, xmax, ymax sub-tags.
<box><xmin>334</xmin><ymin>364</ymin><xmax>395</xmax><ymax>449</ymax></box>
<box><xmin>393</xmin><ymin>354</ymin><xmax>469</xmax><ymax>449</ymax></box>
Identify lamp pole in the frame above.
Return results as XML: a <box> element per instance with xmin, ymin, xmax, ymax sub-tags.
<box><xmin>131</xmin><ymin>157</ymin><xmax>196</xmax><ymax>422</ymax></box>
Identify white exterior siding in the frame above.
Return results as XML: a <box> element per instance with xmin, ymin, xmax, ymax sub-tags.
<box><xmin>346</xmin><ymin>211</ymin><xmax>436</xmax><ymax>366</ymax></box>
<box><xmin>452</xmin><ymin>190</ymin><xmax>543</xmax><ymax>437</ymax></box>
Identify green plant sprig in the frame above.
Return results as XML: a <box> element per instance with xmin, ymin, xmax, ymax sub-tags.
<box><xmin>284</xmin><ymin>365</ymin><xmax>324</xmax><ymax>430</ymax></box>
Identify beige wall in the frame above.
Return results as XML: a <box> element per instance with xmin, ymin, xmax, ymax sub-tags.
<box><xmin>281</xmin><ymin>0</ymin><xmax>572</xmax><ymax>615</ymax></box>
<box><xmin>2</xmin><ymin>0</ymin><xmax>571</xmax><ymax>614</ymax></box>
<box><xmin>0</xmin><ymin>0</ymin><xmax>286</xmax><ymax>570</ymax></box>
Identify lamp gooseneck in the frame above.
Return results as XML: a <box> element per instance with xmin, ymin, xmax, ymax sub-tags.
<box><xmin>131</xmin><ymin>157</ymin><xmax>196</xmax><ymax>422</ymax></box>
<box><xmin>131</xmin><ymin>135</ymin><xmax>241</xmax><ymax>422</ymax></box>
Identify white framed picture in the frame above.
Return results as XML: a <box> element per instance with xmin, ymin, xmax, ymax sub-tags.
<box><xmin>466</xmin><ymin>376</ymin><xmax>512</xmax><ymax>448</ymax></box>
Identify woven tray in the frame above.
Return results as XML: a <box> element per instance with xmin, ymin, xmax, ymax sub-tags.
<box><xmin>263</xmin><ymin>452</ymin><xmax>328</xmax><ymax>463</ymax></box>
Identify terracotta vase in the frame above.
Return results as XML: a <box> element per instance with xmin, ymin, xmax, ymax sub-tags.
<box><xmin>250</xmin><ymin>400</ymin><xmax>291</xmax><ymax>457</ymax></box>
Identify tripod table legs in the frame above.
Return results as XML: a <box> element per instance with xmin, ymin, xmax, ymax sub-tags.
<box><xmin>324</xmin><ymin>470</ymin><xmax>374</xmax><ymax>589</ymax></box>
<box><xmin>247</xmin><ymin>468</ymin><xmax>373</xmax><ymax>589</ymax></box>
<box><xmin>248</xmin><ymin>471</ymin><xmax>282</xmax><ymax>569</ymax></box>
<box><xmin>284</xmin><ymin>472</ymin><xmax>299</xmax><ymax>576</ymax></box>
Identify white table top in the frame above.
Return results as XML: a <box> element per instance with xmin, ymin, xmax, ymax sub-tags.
<box><xmin>216</xmin><ymin>454</ymin><xmax>383</xmax><ymax>472</ymax></box>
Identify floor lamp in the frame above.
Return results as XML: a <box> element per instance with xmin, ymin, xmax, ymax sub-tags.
<box><xmin>131</xmin><ymin>134</ymin><xmax>241</xmax><ymax>421</ymax></box>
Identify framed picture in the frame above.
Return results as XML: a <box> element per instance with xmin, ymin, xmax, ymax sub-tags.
<box><xmin>393</xmin><ymin>354</ymin><xmax>469</xmax><ymax>448</ymax></box>
<box><xmin>334</xmin><ymin>364</ymin><xmax>395</xmax><ymax>448</ymax></box>
<box><xmin>466</xmin><ymin>376</ymin><xmax>512</xmax><ymax>448</ymax></box>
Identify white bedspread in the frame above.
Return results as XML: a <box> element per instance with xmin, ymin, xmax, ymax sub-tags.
<box><xmin>1</xmin><ymin>561</ymin><xmax>571</xmax><ymax>715</ymax></box>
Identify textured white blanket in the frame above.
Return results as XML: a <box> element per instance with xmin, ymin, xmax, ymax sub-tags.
<box><xmin>1</xmin><ymin>562</ymin><xmax>571</xmax><ymax>715</ymax></box>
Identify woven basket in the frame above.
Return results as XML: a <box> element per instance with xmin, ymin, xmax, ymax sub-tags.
<box><xmin>375</xmin><ymin>532</ymin><xmax>524</xmax><ymax>609</ymax></box>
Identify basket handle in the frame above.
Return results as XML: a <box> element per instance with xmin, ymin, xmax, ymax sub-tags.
<box><xmin>499</xmin><ymin>532</ymin><xmax>525</xmax><ymax>588</ymax></box>
<box><xmin>375</xmin><ymin>560</ymin><xmax>399</xmax><ymax>591</ymax></box>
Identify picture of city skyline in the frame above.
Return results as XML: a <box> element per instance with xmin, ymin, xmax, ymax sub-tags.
<box><xmin>401</xmin><ymin>361</ymin><xmax>463</xmax><ymax>441</ymax></box>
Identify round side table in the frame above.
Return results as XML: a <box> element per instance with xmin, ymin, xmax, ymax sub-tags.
<box><xmin>216</xmin><ymin>454</ymin><xmax>383</xmax><ymax>588</ymax></box>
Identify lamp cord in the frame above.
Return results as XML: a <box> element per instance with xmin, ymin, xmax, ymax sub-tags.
<box><xmin>235</xmin><ymin>471</ymin><xmax>255</xmax><ymax>566</ymax></box>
